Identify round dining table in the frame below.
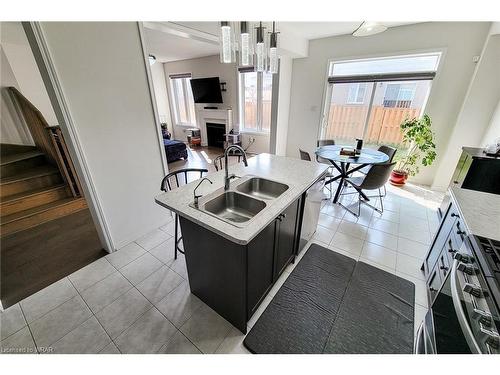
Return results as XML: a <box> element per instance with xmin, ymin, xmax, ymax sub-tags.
<box><xmin>315</xmin><ymin>145</ymin><xmax>389</xmax><ymax>203</ymax></box>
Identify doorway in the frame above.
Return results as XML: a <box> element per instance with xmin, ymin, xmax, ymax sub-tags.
<box><xmin>0</xmin><ymin>22</ymin><xmax>105</xmax><ymax>308</ymax></box>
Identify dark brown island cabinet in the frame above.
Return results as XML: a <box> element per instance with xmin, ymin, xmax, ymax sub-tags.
<box><xmin>179</xmin><ymin>195</ymin><xmax>304</xmax><ymax>333</ymax></box>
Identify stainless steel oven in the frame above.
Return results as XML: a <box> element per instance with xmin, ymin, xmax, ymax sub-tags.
<box><xmin>415</xmin><ymin>235</ymin><xmax>500</xmax><ymax>354</ymax></box>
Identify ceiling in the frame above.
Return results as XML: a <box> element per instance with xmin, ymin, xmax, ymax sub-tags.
<box><xmin>144</xmin><ymin>27</ymin><xmax>219</xmax><ymax>63</ymax></box>
<box><xmin>144</xmin><ymin>22</ymin><xmax>420</xmax><ymax>63</ymax></box>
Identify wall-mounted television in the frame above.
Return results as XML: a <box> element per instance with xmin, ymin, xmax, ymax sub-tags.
<box><xmin>190</xmin><ymin>77</ymin><xmax>223</xmax><ymax>104</ymax></box>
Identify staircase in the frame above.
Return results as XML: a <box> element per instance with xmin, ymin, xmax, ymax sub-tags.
<box><xmin>1</xmin><ymin>144</ymin><xmax>87</xmax><ymax>237</ymax></box>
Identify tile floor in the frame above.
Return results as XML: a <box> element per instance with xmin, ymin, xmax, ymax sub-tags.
<box><xmin>0</xmin><ymin>182</ymin><xmax>443</xmax><ymax>354</ymax></box>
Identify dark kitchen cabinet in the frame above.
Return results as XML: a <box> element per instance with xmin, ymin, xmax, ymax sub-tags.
<box><xmin>247</xmin><ymin>220</ymin><xmax>277</xmax><ymax>317</ymax></box>
<box><xmin>274</xmin><ymin>199</ymin><xmax>300</xmax><ymax>279</ymax></box>
<box><xmin>247</xmin><ymin>197</ymin><xmax>301</xmax><ymax>318</ymax></box>
<box><xmin>181</xmin><ymin>193</ymin><xmax>305</xmax><ymax>333</ymax></box>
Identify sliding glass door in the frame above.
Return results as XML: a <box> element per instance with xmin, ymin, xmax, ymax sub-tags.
<box><xmin>320</xmin><ymin>53</ymin><xmax>441</xmax><ymax>152</ymax></box>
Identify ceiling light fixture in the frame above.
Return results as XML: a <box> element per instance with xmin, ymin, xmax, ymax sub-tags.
<box><xmin>254</xmin><ymin>22</ymin><xmax>267</xmax><ymax>72</ymax></box>
<box><xmin>352</xmin><ymin>22</ymin><xmax>387</xmax><ymax>37</ymax></box>
<box><xmin>238</xmin><ymin>21</ymin><xmax>253</xmax><ymax>66</ymax></box>
<box><xmin>219</xmin><ymin>21</ymin><xmax>236</xmax><ymax>64</ymax></box>
<box><xmin>268</xmin><ymin>22</ymin><xmax>279</xmax><ymax>74</ymax></box>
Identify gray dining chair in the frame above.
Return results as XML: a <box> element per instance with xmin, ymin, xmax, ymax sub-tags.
<box><xmin>359</xmin><ymin>145</ymin><xmax>397</xmax><ymax>196</ymax></box>
<box><xmin>316</xmin><ymin>139</ymin><xmax>335</xmax><ymax>164</ymax></box>
<box><xmin>299</xmin><ymin>148</ymin><xmax>335</xmax><ymax>199</ymax></box>
<box><xmin>339</xmin><ymin>161</ymin><xmax>396</xmax><ymax>217</ymax></box>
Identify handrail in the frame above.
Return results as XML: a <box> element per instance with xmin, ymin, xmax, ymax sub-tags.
<box><xmin>8</xmin><ymin>87</ymin><xmax>82</xmax><ymax>197</ymax></box>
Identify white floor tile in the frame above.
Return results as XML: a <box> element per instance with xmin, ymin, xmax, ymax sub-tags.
<box><xmin>330</xmin><ymin>231</ymin><xmax>364</xmax><ymax>256</ymax></box>
<box><xmin>360</xmin><ymin>242</ymin><xmax>397</xmax><ymax>270</ymax></box>
<box><xmin>365</xmin><ymin>227</ymin><xmax>398</xmax><ymax>251</ymax></box>
<box><xmin>149</xmin><ymin>237</ymin><xmax>175</xmax><ymax>266</ymax></box>
<box><xmin>115</xmin><ymin>308</ymin><xmax>177</xmax><ymax>354</ymax></box>
<box><xmin>106</xmin><ymin>242</ymin><xmax>146</xmax><ymax>269</ymax></box>
<box><xmin>81</xmin><ymin>272</ymin><xmax>132</xmax><ymax>314</ymax></box>
<box><xmin>338</xmin><ymin>220</ymin><xmax>368</xmax><ymax>240</ymax></box>
<box><xmin>20</xmin><ymin>277</ymin><xmax>77</xmax><ymax>323</ymax></box>
<box><xmin>96</xmin><ymin>288</ymin><xmax>152</xmax><ymax>339</ymax></box>
<box><xmin>155</xmin><ymin>281</ymin><xmax>203</xmax><ymax>328</ymax></box>
<box><xmin>398</xmin><ymin>226</ymin><xmax>431</xmax><ymax>245</ymax></box>
<box><xmin>318</xmin><ymin>213</ymin><xmax>341</xmax><ymax>231</ymax></box>
<box><xmin>50</xmin><ymin>316</ymin><xmax>110</xmax><ymax>354</ymax></box>
<box><xmin>180</xmin><ymin>303</ymin><xmax>233</xmax><ymax>354</ymax></box>
<box><xmin>30</xmin><ymin>295</ymin><xmax>92</xmax><ymax>348</ymax></box>
<box><xmin>399</xmin><ymin>216</ymin><xmax>429</xmax><ymax>232</ymax></box>
<box><xmin>1</xmin><ymin>303</ymin><xmax>26</xmax><ymax>340</ymax></box>
<box><xmin>359</xmin><ymin>258</ymin><xmax>396</xmax><ymax>275</ymax></box>
<box><xmin>0</xmin><ymin>326</ymin><xmax>37</xmax><ymax>354</ymax></box>
<box><xmin>158</xmin><ymin>329</ymin><xmax>201</xmax><ymax>354</ymax></box>
<box><xmin>313</xmin><ymin>225</ymin><xmax>336</xmax><ymax>246</ymax></box>
<box><xmin>136</xmin><ymin>229</ymin><xmax>171</xmax><ymax>251</ymax></box>
<box><xmin>120</xmin><ymin>253</ymin><xmax>163</xmax><ymax>285</ymax></box>
<box><xmin>369</xmin><ymin>217</ymin><xmax>399</xmax><ymax>236</ymax></box>
<box><xmin>136</xmin><ymin>266</ymin><xmax>184</xmax><ymax>304</ymax></box>
<box><xmin>396</xmin><ymin>253</ymin><xmax>426</xmax><ymax>281</ymax></box>
<box><xmin>68</xmin><ymin>257</ymin><xmax>116</xmax><ymax>293</ymax></box>
<box><xmin>397</xmin><ymin>237</ymin><xmax>430</xmax><ymax>260</ymax></box>
<box><xmin>169</xmin><ymin>256</ymin><xmax>189</xmax><ymax>280</ymax></box>
<box><xmin>215</xmin><ymin>326</ymin><xmax>250</xmax><ymax>354</ymax></box>
<box><xmin>321</xmin><ymin>203</ymin><xmax>346</xmax><ymax>219</ymax></box>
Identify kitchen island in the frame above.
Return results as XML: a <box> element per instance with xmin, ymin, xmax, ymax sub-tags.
<box><xmin>155</xmin><ymin>153</ymin><xmax>328</xmax><ymax>332</ymax></box>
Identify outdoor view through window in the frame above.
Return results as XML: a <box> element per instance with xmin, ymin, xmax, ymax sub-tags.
<box><xmin>320</xmin><ymin>53</ymin><xmax>440</xmax><ymax>154</ymax></box>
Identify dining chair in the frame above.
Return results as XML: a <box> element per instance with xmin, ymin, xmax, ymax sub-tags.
<box><xmin>359</xmin><ymin>145</ymin><xmax>397</xmax><ymax>196</ymax></box>
<box><xmin>316</xmin><ymin>139</ymin><xmax>335</xmax><ymax>164</ymax></box>
<box><xmin>213</xmin><ymin>152</ymin><xmax>243</xmax><ymax>171</ymax></box>
<box><xmin>299</xmin><ymin>148</ymin><xmax>335</xmax><ymax>199</ymax></box>
<box><xmin>338</xmin><ymin>161</ymin><xmax>396</xmax><ymax>217</ymax></box>
<box><xmin>160</xmin><ymin>168</ymin><xmax>208</xmax><ymax>259</ymax></box>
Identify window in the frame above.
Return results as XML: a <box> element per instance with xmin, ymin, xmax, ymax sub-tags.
<box><xmin>169</xmin><ymin>74</ymin><xmax>196</xmax><ymax>126</ymax></box>
<box><xmin>321</xmin><ymin>52</ymin><xmax>440</xmax><ymax>150</ymax></box>
<box><xmin>383</xmin><ymin>83</ymin><xmax>416</xmax><ymax>108</ymax></box>
<box><xmin>347</xmin><ymin>83</ymin><xmax>367</xmax><ymax>104</ymax></box>
<box><xmin>238</xmin><ymin>70</ymin><xmax>273</xmax><ymax>132</ymax></box>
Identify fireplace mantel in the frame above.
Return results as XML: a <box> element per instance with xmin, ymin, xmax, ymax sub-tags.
<box><xmin>196</xmin><ymin>108</ymin><xmax>233</xmax><ymax>147</ymax></box>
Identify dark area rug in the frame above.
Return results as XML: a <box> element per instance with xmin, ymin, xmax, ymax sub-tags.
<box><xmin>243</xmin><ymin>243</ymin><xmax>415</xmax><ymax>354</ymax></box>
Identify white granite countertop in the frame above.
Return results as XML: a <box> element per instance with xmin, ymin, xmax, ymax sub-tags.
<box><xmin>450</xmin><ymin>186</ymin><xmax>500</xmax><ymax>241</ymax></box>
<box><xmin>155</xmin><ymin>153</ymin><xmax>328</xmax><ymax>245</ymax></box>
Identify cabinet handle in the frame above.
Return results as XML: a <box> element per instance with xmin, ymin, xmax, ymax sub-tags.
<box><xmin>430</xmin><ymin>287</ymin><xmax>437</xmax><ymax>292</ymax></box>
<box><xmin>448</xmin><ymin>248</ymin><xmax>457</xmax><ymax>254</ymax></box>
<box><xmin>282</xmin><ymin>213</ymin><xmax>287</xmax><ymax>219</ymax></box>
<box><xmin>440</xmin><ymin>266</ymin><xmax>449</xmax><ymax>271</ymax></box>
<box><xmin>451</xmin><ymin>213</ymin><xmax>459</xmax><ymax>218</ymax></box>
<box><xmin>457</xmin><ymin>230</ymin><xmax>466</xmax><ymax>236</ymax></box>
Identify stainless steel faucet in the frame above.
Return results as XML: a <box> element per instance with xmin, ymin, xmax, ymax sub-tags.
<box><xmin>193</xmin><ymin>177</ymin><xmax>213</xmax><ymax>208</ymax></box>
<box><xmin>224</xmin><ymin>145</ymin><xmax>248</xmax><ymax>190</ymax></box>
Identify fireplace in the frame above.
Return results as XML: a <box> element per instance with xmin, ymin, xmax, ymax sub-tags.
<box><xmin>206</xmin><ymin>122</ymin><xmax>226</xmax><ymax>149</ymax></box>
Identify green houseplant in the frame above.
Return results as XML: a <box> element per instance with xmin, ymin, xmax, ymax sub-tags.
<box><xmin>390</xmin><ymin>114</ymin><xmax>437</xmax><ymax>186</ymax></box>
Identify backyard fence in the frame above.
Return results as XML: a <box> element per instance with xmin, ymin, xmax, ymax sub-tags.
<box><xmin>324</xmin><ymin>105</ymin><xmax>420</xmax><ymax>144</ymax></box>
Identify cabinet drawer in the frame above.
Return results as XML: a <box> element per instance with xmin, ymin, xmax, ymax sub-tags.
<box><xmin>427</xmin><ymin>263</ymin><xmax>442</xmax><ymax>304</ymax></box>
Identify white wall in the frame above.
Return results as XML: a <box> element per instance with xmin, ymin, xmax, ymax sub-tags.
<box><xmin>274</xmin><ymin>55</ymin><xmax>293</xmax><ymax>156</ymax></box>
<box><xmin>163</xmin><ymin>54</ymin><xmax>270</xmax><ymax>153</ymax></box>
<box><xmin>40</xmin><ymin>22</ymin><xmax>169</xmax><ymax>250</ymax></box>
<box><xmin>286</xmin><ymin>22</ymin><xmax>490</xmax><ymax>186</ymax></box>
<box><xmin>150</xmin><ymin>61</ymin><xmax>173</xmax><ymax>135</ymax></box>
<box><xmin>432</xmin><ymin>33</ymin><xmax>500</xmax><ymax>190</ymax></box>
<box><xmin>481</xmin><ymin>100</ymin><xmax>500</xmax><ymax>147</ymax></box>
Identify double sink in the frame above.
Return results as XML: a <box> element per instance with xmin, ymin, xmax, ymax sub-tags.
<box><xmin>191</xmin><ymin>176</ymin><xmax>289</xmax><ymax>227</ymax></box>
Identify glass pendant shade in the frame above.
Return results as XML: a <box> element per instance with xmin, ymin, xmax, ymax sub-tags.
<box><xmin>254</xmin><ymin>22</ymin><xmax>267</xmax><ymax>72</ymax></box>
<box><xmin>238</xmin><ymin>21</ymin><xmax>253</xmax><ymax>66</ymax></box>
<box><xmin>268</xmin><ymin>23</ymin><xmax>279</xmax><ymax>74</ymax></box>
<box><xmin>219</xmin><ymin>21</ymin><xmax>235</xmax><ymax>64</ymax></box>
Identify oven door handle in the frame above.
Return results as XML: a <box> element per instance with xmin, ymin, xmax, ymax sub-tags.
<box><xmin>450</xmin><ymin>258</ymin><xmax>482</xmax><ymax>354</ymax></box>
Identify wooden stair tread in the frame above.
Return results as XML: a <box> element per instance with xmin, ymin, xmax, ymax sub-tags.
<box><xmin>1</xmin><ymin>197</ymin><xmax>85</xmax><ymax>225</ymax></box>
<box><xmin>1</xmin><ymin>165</ymin><xmax>59</xmax><ymax>185</ymax></box>
<box><xmin>1</xmin><ymin>184</ymin><xmax>67</xmax><ymax>204</ymax></box>
<box><xmin>0</xmin><ymin>150</ymin><xmax>45</xmax><ymax>166</ymax></box>
<box><xmin>0</xmin><ymin>144</ymin><xmax>38</xmax><ymax>157</ymax></box>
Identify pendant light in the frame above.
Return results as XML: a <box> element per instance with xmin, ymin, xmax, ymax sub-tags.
<box><xmin>219</xmin><ymin>21</ymin><xmax>235</xmax><ymax>63</ymax></box>
<box><xmin>352</xmin><ymin>22</ymin><xmax>387</xmax><ymax>37</ymax></box>
<box><xmin>238</xmin><ymin>21</ymin><xmax>253</xmax><ymax>66</ymax></box>
<box><xmin>254</xmin><ymin>22</ymin><xmax>267</xmax><ymax>72</ymax></box>
<box><xmin>268</xmin><ymin>22</ymin><xmax>279</xmax><ymax>74</ymax></box>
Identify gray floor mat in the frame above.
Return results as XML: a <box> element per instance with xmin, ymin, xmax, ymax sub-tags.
<box><xmin>243</xmin><ymin>245</ymin><xmax>415</xmax><ymax>354</ymax></box>
<box><xmin>243</xmin><ymin>244</ymin><xmax>356</xmax><ymax>353</ymax></box>
<box><xmin>323</xmin><ymin>261</ymin><xmax>415</xmax><ymax>354</ymax></box>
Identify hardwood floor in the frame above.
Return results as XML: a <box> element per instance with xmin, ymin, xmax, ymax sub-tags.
<box><xmin>1</xmin><ymin>208</ymin><xmax>105</xmax><ymax>308</ymax></box>
<box><xmin>167</xmin><ymin>145</ymin><xmax>223</xmax><ymax>174</ymax></box>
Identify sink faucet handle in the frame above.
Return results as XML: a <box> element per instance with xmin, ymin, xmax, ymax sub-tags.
<box><xmin>193</xmin><ymin>177</ymin><xmax>213</xmax><ymax>208</ymax></box>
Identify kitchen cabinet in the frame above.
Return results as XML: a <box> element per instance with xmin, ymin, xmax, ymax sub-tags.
<box><xmin>247</xmin><ymin>198</ymin><xmax>300</xmax><ymax>318</ymax></box>
<box><xmin>180</xmin><ymin>194</ymin><xmax>304</xmax><ymax>333</ymax></box>
<box><xmin>423</xmin><ymin>199</ymin><xmax>467</xmax><ymax>305</ymax></box>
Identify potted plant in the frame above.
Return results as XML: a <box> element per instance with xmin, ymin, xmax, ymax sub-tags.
<box><xmin>390</xmin><ymin>114</ymin><xmax>437</xmax><ymax>186</ymax></box>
